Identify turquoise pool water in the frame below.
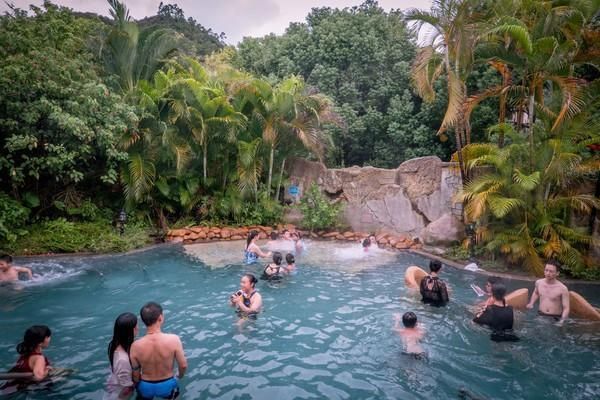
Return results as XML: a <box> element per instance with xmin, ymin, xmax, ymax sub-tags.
<box><xmin>1</xmin><ymin>243</ymin><xmax>599</xmax><ymax>399</ymax></box>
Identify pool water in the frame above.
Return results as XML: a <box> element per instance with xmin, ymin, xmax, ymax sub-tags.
<box><xmin>1</xmin><ymin>243</ymin><xmax>599</xmax><ymax>400</ymax></box>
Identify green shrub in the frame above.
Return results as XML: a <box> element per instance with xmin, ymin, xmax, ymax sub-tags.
<box><xmin>0</xmin><ymin>193</ymin><xmax>30</xmax><ymax>243</ymax></box>
<box><xmin>298</xmin><ymin>183</ymin><xmax>343</xmax><ymax>231</ymax></box>
<box><xmin>1</xmin><ymin>218</ymin><xmax>151</xmax><ymax>255</ymax></box>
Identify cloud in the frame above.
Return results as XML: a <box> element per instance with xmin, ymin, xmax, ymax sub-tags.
<box><xmin>1</xmin><ymin>0</ymin><xmax>432</xmax><ymax>45</ymax></box>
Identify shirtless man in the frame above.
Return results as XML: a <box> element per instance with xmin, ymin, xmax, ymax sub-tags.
<box><xmin>130</xmin><ymin>302</ymin><xmax>187</xmax><ymax>399</ymax></box>
<box><xmin>0</xmin><ymin>254</ymin><xmax>32</xmax><ymax>282</ymax></box>
<box><xmin>526</xmin><ymin>261</ymin><xmax>570</xmax><ymax>324</ymax></box>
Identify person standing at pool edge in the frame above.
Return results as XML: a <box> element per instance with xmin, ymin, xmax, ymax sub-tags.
<box><xmin>420</xmin><ymin>260</ymin><xmax>449</xmax><ymax>307</ymax></box>
<box><xmin>130</xmin><ymin>302</ymin><xmax>187</xmax><ymax>400</ymax></box>
<box><xmin>526</xmin><ymin>260</ymin><xmax>570</xmax><ymax>324</ymax></box>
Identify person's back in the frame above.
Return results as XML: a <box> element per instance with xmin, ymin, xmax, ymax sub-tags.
<box><xmin>474</xmin><ymin>304</ymin><xmax>514</xmax><ymax>331</ymax></box>
<box><xmin>130</xmin><ymin>302</ymin><xmax>186</xmax><ymax>400</ymax></box>
<box><xmin>133</xmin><ymin>333</ymin><xmax>181</xmax><ymax>380</ymax></box>
<box><xmin>419</xmin><ymin>261</ymin><xmax>449</xmax><ymax>307</ymax></box>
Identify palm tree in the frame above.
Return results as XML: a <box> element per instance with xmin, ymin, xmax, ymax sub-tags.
<box><xmin>246</xmin><ymin>76</ymin><xmax>335</xmax><ymax>198</ymax></box>
<box><xmin>168</xmin><ymin>58</ymin><xmax>247</xmax><ymax>184</ymax></box>
<box><xmin>458</xmin><ymin>96</ymin><xmax>600</xmax><ymax>275</ymax></box>
<box><xmin>103</xmin><ymin>0</ymin><xmax>180</xmax><ymax>96</ymax></box>
<box><xmin>406</xmin><ymin>0</ymin><xmax>486</xmax><ymax>181</ymax></box>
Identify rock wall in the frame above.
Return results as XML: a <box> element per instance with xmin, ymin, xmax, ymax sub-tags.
<box><xmin>287</xmin><ymin>156</ymin><xmax>465</xmax><ymax>245</ymax></box>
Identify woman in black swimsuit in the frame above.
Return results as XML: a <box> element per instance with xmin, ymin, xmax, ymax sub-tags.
<box><xmin>474</xmin><ymin>283</ymin><xmax>519</xmax><ymax>342</ymax></box>
<box><xmin>230</xmin><ymin>274</ymin><xmax>262</xmax><ymax>318</ymax></box>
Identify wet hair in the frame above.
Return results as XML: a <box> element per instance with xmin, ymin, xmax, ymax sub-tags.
<box><xmin>272</xmin><ymin>251</ymin><xmax>283</xmax><ymax>265</ymax></box>
<box><xmin>243</xmin><ymin>273</ymin><xmax>258</xmax><ymax>288</ymax></box>
<box><xmin>402</xmin><ymin>312</ymin><xmax>417</xmax><ymax>328</ymax></box>
<box><xmin>246</xmin><ymin>230</ymin><xmax>259</xmax><ymax>248</ymax></box>
<box><xmin>487</xmin><ymin>276</ymin><xmax>503</xmax><ymax>285</ymax></box>
<box><xmin>270</xmin><ymin>231</ymin><xmax>279</xmax><ymax>240</ymax></box>
<box><xmin>0</xmin><ymin>253</ymin><xmax>13</xmax><ymax>263</ymax></box>
<box><xmin>286</xmin><ymin>253</ymin><xmax>295</xmax><ymax>265</ymax></box>
<box><xmin>140</xmin><ymin>302</ymin><xmax>163</xmax><ymax>327</ymax></box>
<box><xmin>296</xmin><ymin>232</ymin><xmax>302</xmax><ymax>239</ymax></box>
<box><xmin>107</xmin><ymin>312</ymin><xmax>137</xmax><ymax>370</ymax></box>
<box><xmin>491</xmin><ymin>283</ymin><xmax>507</xmax><ymax>301</ymax></box>
<box><xmin>429</xmin><ymin>260</ymin><xmax>442</xmax><ymax>273</ymax></box>
<box><xmin>362</xmin><ymin>238</ymin><xmax>371</xmax><ymax>248</ymax></box>
<box><xmin>16</xmin><ymin>325</ymin><xmax>51</xmax><ymax>355</ymax></box>
<box><xmin>545</xmin><ymin>259</ymin><xmax>561</xmax><ymax>273</ymax></box>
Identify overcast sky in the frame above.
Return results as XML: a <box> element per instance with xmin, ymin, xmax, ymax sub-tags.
<box><xmin>1</xmin><ymin>0</ymin><xmax>432</xmax><ymax>45</ymax></box>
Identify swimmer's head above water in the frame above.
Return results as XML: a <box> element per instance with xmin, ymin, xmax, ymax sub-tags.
<box><xmin>428</xmin><ymin>260</ymin><xmax>442</xmax><ymax>273</ymax></box>
<box><xmin>270</xmin><ymin>231</ymin><xmax>279</xmax><ymax>240</ymax></box>
<box><xmin>140</xmin><ymin>302</ymin><xmax>163</xmax><ymax>327</ymax></box>
<box><xmin>402</xmin><ymin>312</ymin><xmax>418</xmax><ymax>328</ymax></box>
<box><xmin>485</xmin><ymin>276</ymin><xmax>503</xmax><ymax>295</ymax></box>
<box><xmin>17</xmin><ymin>325</ymin><xmax>52</xmax><ymax>355</ymax></box>
<box><xmin>241</xmin><ymin>273</ymin><xmax>258</xmax><ymax>292</ymax></box>
<box><xmin>246</xmin><ymin>230</ymin><xmax>259</xmax><ymax>248</ymax></box>
<box><xmin>491</xmin><ymin>283</ymin><xmax>507</xmax><ymax>301</ymax></box>
<box><xmin>108</xmin><ymin>312</ymin><xmax>138</xmax><ymax>369</ymax></box>
<box><xmin>0</xmin><ymin>253</ymin><xmax>13</xmax><ymax>271</ymax></box>
<box><xmin>272</xmin><ymin>252</ymin><xmax>283</xmax><ymax>265</ymax></box>
<box><xmin>286</xmin><ymin>253</ymin><xmax>295</xmax><ymax>265</ymax></box>
<box><xmin>544</xmin><ymin>259</ymin><xmax>561</xmax><ymax>280</ymax></box>
<box><xmin>362</xmin><ymin>238</ymin><xmax>371</xmax><ymax>248</ymax></box>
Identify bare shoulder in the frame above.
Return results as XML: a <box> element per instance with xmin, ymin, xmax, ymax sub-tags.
<box><xmin>163</xmin><ymin>333</ymin><xmax>182</xmax><ymax>344</ymax></box>
<box><xmin>558</xmin><ymin>281</ymin><xmax>569</xmax><ymax>293</ymax></box>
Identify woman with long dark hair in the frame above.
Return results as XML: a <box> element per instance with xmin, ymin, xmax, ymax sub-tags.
<box><xmin>9</xmin><ymin>325</ymin><xmax>52</xmax><ymax>381</ymax></box>
<box><xmin>103</xmin><ymin>313</ymin><xmax>137</xmax><ymax>400</ymax></box>
<box><xmin>244</xmin><ymin>230</ymin><xmax>271</xmax><ymax>264</ymax></box>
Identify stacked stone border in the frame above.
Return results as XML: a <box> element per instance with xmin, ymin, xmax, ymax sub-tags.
<box><xmin>166</xmin><ymin>224</ymin><xmax>423</xmax><ymax>250</ymax></box>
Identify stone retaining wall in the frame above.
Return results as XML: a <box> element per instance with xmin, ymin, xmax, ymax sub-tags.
<box><xmin>166</xmin><ymin>224</ymin><xmax>422</xmax><ymax>250</ymax></box>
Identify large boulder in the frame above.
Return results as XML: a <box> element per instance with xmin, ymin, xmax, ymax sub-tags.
<box><xmin>420</xmin><ymin>213</ymin><xmax>465</xmax><ymax>245</ymax></box>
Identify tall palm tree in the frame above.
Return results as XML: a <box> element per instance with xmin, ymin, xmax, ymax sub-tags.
<box><xmin>246</xmin><ymin>76</ymin><xmax>335</xmax><ymax>198</ymax></box>
<box><xmin>168</xmin><ymin>58</ymin><xmax>247</xmax><ymax>185</ymax></box>
<box><xmin>458</xmin><ymin>92</ymin><xmax>600</xmax><ymax>275</ymax></box>
<box><xmin>103</xmin><ymin>0</ymin><xmax>180</xmax><ymax>96</ymax></box>
<box><xmin>406</xmin><ymin>0</ymin><xmax>487</xmax><ymax>181</ymax></box>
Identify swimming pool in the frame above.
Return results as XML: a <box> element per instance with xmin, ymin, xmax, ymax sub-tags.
<box><xmin>1</xmin><ymin>242</ymin><xmax>599</xmax><ymax>399</ymax></box>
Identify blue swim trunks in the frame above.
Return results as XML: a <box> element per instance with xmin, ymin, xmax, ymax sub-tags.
<box><xmin>136</xmin><ymin>377</ymin><xmax>179</xmax><ymax>400</ymax></box>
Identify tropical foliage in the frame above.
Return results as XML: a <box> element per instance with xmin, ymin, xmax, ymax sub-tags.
<box><xmin>0</xmin><ymin>0</ymin><xmax>598</xmax><ymax>279</ymax></box>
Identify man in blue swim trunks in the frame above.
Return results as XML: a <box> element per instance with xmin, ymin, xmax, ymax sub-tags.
<box><xmin>130</xmin><ymin>302</ymin><xmax>187</xmax><ymax>399</ymax></box>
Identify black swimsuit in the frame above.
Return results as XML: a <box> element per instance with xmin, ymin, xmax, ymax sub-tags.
<box><xmin>420</xmin><ymin>276</ymin><xmax>449</xmax><ymax>307</ymax></box>
<box><xmin>262</xmin><ymin>264</ymin><xmax>282</xmax><ymax>280</ymax></box>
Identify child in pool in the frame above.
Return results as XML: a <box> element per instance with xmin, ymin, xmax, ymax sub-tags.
<box><xmin>284</xmin><ymin>253</ymin><xmax>295</xmax><ymax>273</ymax></box>
<box><xmin>394</xmin><ymin>312</ymin><xmax>425</xmax><ymax>357</ymax></box>
<box><xmin>262</xmin><ymin>252</ymin><xmax>284</xmax><ymax>280</ymax></box>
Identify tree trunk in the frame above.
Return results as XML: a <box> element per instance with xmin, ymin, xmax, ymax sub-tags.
<box><xmin>276</xmin><ymin>158</ymin><xmax>286</xmax><ymax>202</ymax></box>
<box><xmin>498</xmin><ymin>86</ymin><xmax>507</xmax><ymax>148</ymax></box>
<box><xmin>203</xmin><ymin>141</ymin><xmax>207</xmax><ymax>184</ymax></box>
<box><xmin>267</xmin><ymin>145</ymin><xmax>274</xmax><ymax>197</ymax></box>
<box><xmin>528</xmin><ymin>91</ymin><xmax>535</xmax><ymax>172</ymax></box>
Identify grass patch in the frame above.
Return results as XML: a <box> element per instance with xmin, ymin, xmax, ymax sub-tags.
<box><xmin>0</xmin><ymin>218</ymin><xmax>153</xmax><ymax>255</ymax></box>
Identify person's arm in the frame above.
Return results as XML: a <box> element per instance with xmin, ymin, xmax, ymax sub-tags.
<box><xmin>113</xmin><ymin>354</ymin><xmax>134</xmax><ymax>398</ymax></box>
<box><xmin>473</xmin><ymin>307</ymin><xmax>492</xmax><ymax>326</ymax></box>
<box><xmin>559</xmin><ymin>288</ymin><xmax>570</xmax><ymax>323</ymax></box>
<box><xmin>30</xmin><ymin>355</ymin><xmax>49</xmax><ymax>381</ymax></box>
<box><xmin>129</xmin><ymin>345</ymin><xmax>141</xmax><ymax>383</ymax></box>
<box><xmin>15</xmin><ymin>266</ymin><xmax>33</xmax><ymax>280</ymax></box>
<box><xmin>174</xmin><ymin>337</ymin><xmax>187</xmax><ymax>379</ymax></box>
<box><xmin>235</xmin><ymin>292</ymin><xmax>262</xmax><ymax>313</ymax></box>
<box><xmin>250</xmin><ymin>243</ymin><xmax>271</xmax><ymax>258</ymax></box>
<box><xmin>440</xmin><ymin>282</ymin><xmax>449</xmax><ymax>303</ymax></box>
<box><xmin>526</xmin><ymin>281</ymin><xmax>539</xmax><ymax>309</ymax></box>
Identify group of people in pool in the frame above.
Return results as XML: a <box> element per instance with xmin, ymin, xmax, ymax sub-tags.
<box><xmin>4</xmin><ymin>302</ymin><xmax>187</xmax><ymax>400</ymax></box>
<box><xmin>1</xmin><ymin>237</ymin><xmax>573</xmax><ymax>398</ymax></box>
<box><xmin>395</xmin><ymin>259</ymin><xmax>571</xmax><ymax>356</ymax></box>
